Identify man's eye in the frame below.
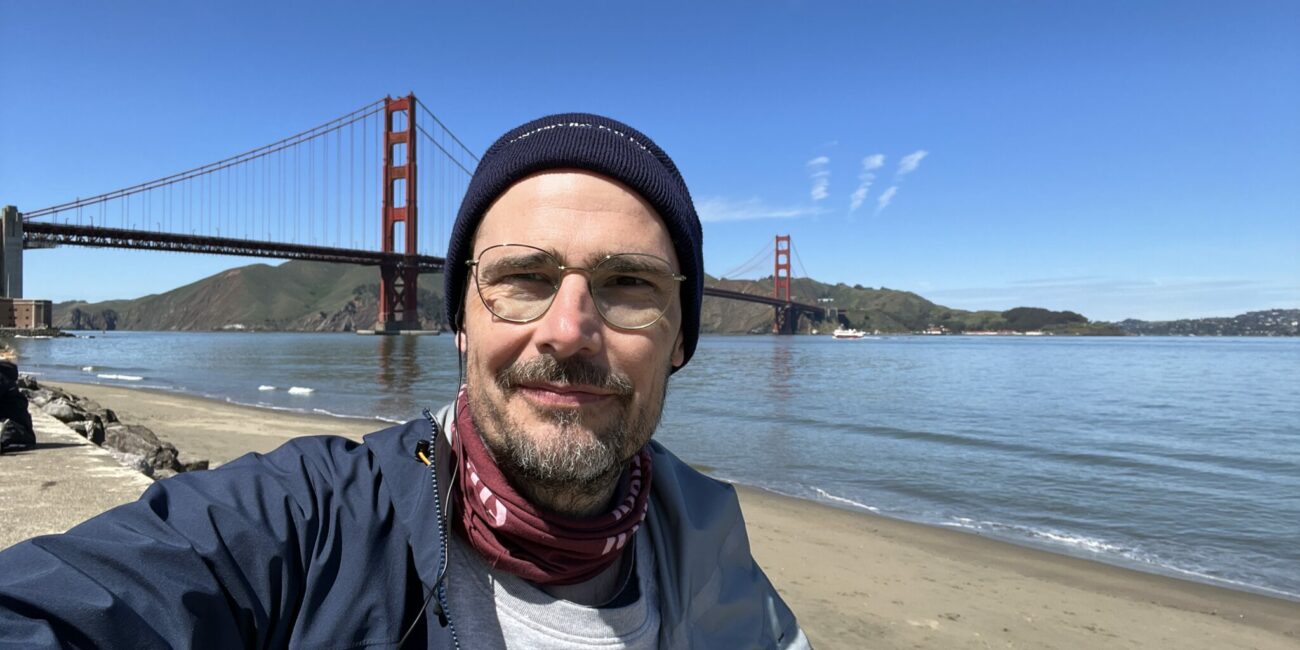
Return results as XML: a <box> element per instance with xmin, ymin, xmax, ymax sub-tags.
<box><xmin>499</xmin><ymin>272</ymin><xmax>551</xmax><ymax>284</ymax></box>
<box><xmin>607</xmin><ymin>275</ymin><xmax>654</xmax><ymax>288</ymax></box>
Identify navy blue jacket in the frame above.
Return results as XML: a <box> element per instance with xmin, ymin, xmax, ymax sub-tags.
<box><xmin>0</xmin><ymin>412</ymin><xmax>806</xmax><ymax>648</ymax></box>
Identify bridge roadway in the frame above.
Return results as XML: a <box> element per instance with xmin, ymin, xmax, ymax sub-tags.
<box><xmin>702</xmin><ymin>286</ymin><xmax>825</xmax><ymax>314</ymax></box>
<box><xmin>23</xmin><ymin>222</ymin><xmax>444</xmax><ymax>273</ymax></box>
<box><xmin>22</xmin><ymin>221</ymin><xmax>826</xmax><ymax>321</ymax></box>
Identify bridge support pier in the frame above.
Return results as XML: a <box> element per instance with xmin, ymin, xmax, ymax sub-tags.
<box><xmin>1</xmin><ymin>206</ymin><xmax>23</xmax><ymax>299</ymax></box>
<box><xmin>773</xmin><ymin>305</ymin><xmax>799</xmax><ymax>335</ymax></box>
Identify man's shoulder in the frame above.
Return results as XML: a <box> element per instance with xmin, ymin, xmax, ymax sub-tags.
<box><xmin>646</xmin><ymin>440</ymin><xmax>734</xmax><ymax>491</ymax></box>
<box><xmin>228</xmin><ymin>417</ymin><xmax>429</xmax><ymax>467</ymax></box>
<box><xmin>645</xmin><ymin>440</ymin><xmax>742</xmax><ymax>523</ymax></box>
<box><xmin>195</xmin><ymin>418</ymin><xmax>432</xmax><ymax>507</ymax></box>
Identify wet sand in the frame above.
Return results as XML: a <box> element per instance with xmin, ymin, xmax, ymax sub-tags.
<box><xmin>39</xmin><ymin>381</ymin><xmax>1300</xmax><ymax>648</ymax></box>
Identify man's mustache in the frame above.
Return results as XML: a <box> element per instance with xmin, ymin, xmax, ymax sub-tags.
<box><xmin>495</xmin><ymin>355</ymin><xmax>634</xmax><ymax>397</ymax></box>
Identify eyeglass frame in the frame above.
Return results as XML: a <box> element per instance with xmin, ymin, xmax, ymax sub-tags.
<box><xmin>465</xmin><ymin>243</ymin><xmax>687</xmax><ymax>330</ymax></box>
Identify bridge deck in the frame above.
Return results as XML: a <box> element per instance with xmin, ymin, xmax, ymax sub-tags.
<box><xmin>22</xmin><ymin>222</ymin><xmax>444</xmax><ymax>273</ymax></box>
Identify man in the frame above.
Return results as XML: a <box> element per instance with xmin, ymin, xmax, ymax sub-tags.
<box><xmin>0</xmin><ymin>113</ymin><xmax>809</xmax><ymax>648</ymax></box>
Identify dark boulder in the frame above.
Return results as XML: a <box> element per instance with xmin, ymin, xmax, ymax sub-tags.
<box><xmin>42</xmin><ymin>398</ymin><xmax>86</xmax><ymax>423</ymax></box>
<box><xmin>104</xmin><ymin>423</ymin><xmax>182</xmax><ymax>474</ymax></box>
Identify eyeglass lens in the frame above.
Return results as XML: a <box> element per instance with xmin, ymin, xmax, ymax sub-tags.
<box><xmin>472</xmin><ymin>244</ymin><xmax>680</xmax><ymax>329</ymax></box>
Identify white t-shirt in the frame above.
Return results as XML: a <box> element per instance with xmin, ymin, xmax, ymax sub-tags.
<box><xmin>443</xmin><ymin>526</ymin><xmax>661</xmax><ymax>649</ymax></box>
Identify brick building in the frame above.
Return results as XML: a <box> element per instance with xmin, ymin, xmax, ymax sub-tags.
<box><xmin>0</xmin><ymin>298</ymin><xmax>52</xmax><ymax>329</ymax></box>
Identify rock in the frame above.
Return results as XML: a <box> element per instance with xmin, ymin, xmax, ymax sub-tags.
<box><xmin>41</xmin><ymin>398</ymin><xmax>87</xmax><ymax>423</ymax></box>
<box><xmin>67</xmin><ymin>418</ymin><xmax>105</xmax><ymax>445</ymax></box>
<box><xmin>84</xmin><ymin>415</ymin><xmax>106</xmax><ymax>445</ymax></box>
<box><xmin>23</xmin><ymin>389</ymin><xmax>55</xmax><ymax>407</ymax></box>
<box><xmin>105</xmin><ymin>449</ymin><xmax>153</xmax><ymax>477</ymax></box>
<box><xmin>17</xmin><ymin>375</ymin><xmax>39</xmax><ymax>391</ymax></box>
<box><xmin>104</xmin><ymin>423</ymin><xmax>182</xmax><ymax>474</ymax></box>
<box><xmin>72</xmin><ymin>397</ymin><xmax>104</xmax><ymax>413</ymax></box>
<box><xmin>181</xmin><ymin>459</ymin><xmax>210</xmax><ymax>472</ymax></box>
<box><xmin>91</xmin><ymin>408</ymin><xmax>119</xmax><ymax>424</ymax></box>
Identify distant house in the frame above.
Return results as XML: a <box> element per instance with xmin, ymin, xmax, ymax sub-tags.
<box><xmin>0</xmin><ymin>298</ymin><xmax>53</xmax><ymax>329</ymax></box>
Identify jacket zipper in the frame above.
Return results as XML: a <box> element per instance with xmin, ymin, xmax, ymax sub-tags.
<box><xmin>423</xmin><ymin>408</ymin><xmax>460</xmax><ymax>649</ymax></box>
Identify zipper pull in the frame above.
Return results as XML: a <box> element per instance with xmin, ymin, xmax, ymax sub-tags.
<box><xmin>431</xmin><ymin>597</ymin><xmax>449</xmax><ymax>628</ymax></box>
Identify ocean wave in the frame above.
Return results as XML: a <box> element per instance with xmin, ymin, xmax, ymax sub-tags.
<box><xmin>287</xmin><ymin>386</ymin><xmax>314</xmax><ymax>395</ymax></box>
<box><xmin>97</xmin><ymin>373</ymin><xmax>144</xmax><ymax>381</ymax></box>
<box><xmin>258</xmin><ymin>385</ymin><xmax>276</xmax><ymax>391</ymax></box>
<box><xmin>1153</xmin><ymin>564</ymin><xmax>1300</xmax><ymax>601</ymax></box>
<box><xmin>81</xmin><ymin>366</ymin><xmax>96</xmax><ymax>372</ymax></box>
<box><xmin>219</xmin><ymin>396</ymin><xmax>381</xmax><ymax>423</ymax></box>
<box><xmin>813</xmin><ymin>487</ymin><xmax>880</xmax><ymax>512</ymax></box>
<box><xmin>941</xmin><ymin>517</ymin><xmax>1124</xmax><ymax>554</ymax></box>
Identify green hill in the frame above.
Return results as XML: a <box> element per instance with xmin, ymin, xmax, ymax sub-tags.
<box><xmin>55</xmin><ymin>261</ymin><xmax>445</xmax><ymax>331</ymax></box>
<box><xmin>703</xmin><ymin>276</ymin><xmax>1118</xmax><ymax>334</ymax></box>
<box><xmin>54</xmin><ymin>260</ymin><xmax>1114</xmax><ymax>334</ymax></box>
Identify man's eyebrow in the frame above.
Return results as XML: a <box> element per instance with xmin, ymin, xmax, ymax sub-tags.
<box><xmin>482</xmin><ymin>248</ymin><xmax>555</xmax><ymax>269</ymax></box>
<box><xmin>587</xmin><ymin>253</ymin><xmax>672</xmax><ymax>273</ymax></box>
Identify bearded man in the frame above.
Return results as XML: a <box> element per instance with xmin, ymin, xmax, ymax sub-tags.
<box><xmin>0</xmin><ymin>114</ymin><xmax>809</xmax><ymax>648</ymax></box>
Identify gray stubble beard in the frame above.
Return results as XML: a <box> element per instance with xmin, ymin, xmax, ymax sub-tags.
<box><xmin>466</xmin><ymin>353</ymin><xmax>669</xmax><ymax>515</ymax></box>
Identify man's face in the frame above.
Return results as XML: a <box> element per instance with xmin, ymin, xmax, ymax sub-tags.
<box><xmin>461</xmin><ymin>170</ymin><xmax>685</xmax><ymax>490</ymax></box>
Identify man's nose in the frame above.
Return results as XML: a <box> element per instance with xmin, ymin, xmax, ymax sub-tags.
<box><xmin>533</xmin><ymin>274</ymin><xmax>603</xmax><ymax>358</ymax></box>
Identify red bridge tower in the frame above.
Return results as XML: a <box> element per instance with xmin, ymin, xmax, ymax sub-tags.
<box><xmin>377</xmin><ymin>95</ymin><xmax>420</xmax><ymax>331</ymax></box>
<box><xmin>772</xmin><ymin>235</ymin><xmax>798</xmax><ymax>334</ymax></box>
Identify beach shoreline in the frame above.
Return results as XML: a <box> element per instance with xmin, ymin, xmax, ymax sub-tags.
<box><xmin>29</xmin><ymin>380</ymin><xmax>1300</xmax><ymax>648</ymax></box>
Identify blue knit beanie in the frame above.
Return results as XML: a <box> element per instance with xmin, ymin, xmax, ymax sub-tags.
<box><xmin>444</xmin><ymin>113</ymin><xmax>704</xmax><ymax>370</ymax></box>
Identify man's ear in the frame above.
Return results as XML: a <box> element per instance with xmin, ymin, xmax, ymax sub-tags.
<box><xmin>456</xmin><ymin>331</ymin><xmax>467</xmax><ymax>355</ymax></box>
<box><xmin>671</xmin><ymin>331</ymin><xmax>685</xmax><ymax>368</ymax></box>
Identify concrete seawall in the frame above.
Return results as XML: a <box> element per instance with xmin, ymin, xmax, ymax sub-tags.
<box><xmin>0</xmin><ymin>409</ymin><xmax>152</xmax><ymax>549</ymax></box>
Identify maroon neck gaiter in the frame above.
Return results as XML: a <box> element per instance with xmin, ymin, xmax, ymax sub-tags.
<box><xmin>451</xmin><ymin>394</ymin><xmax>652</xmax><ymax>585</ymax></box>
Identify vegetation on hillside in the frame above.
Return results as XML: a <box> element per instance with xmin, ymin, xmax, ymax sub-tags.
<box><xmin>704</xmin><ymin>275</ymin><xmax>1120</xmax><ymax>334</ymax></box>
<box><xmin>56</xmin><ymin>261</ymin><xmax>445</xmax><ymax>332</ymax></box>
<box><xmin>54</xmin><ymin>261</ymin><xmax>1119</xmax><ymax>335</ymax></box>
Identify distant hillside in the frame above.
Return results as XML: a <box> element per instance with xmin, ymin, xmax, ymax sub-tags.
<box><xmin>54</xmin><ymin>260</ymin><xmax>1114</xmax><ymax>335</ymax></box>
<box><xmin>702</xmin><ymin>276</ymin><xmax>1121</xmax><ymax>335</ymax></box>
<box><xmin>55</xmin><ymin>261</ymin><xmax>445</xmax><ymax>332</ymax></box>
<box><xmin>1116</xmin><ymin>309</ymin><xmax>1300</xmax><ymax>337</ymax></box>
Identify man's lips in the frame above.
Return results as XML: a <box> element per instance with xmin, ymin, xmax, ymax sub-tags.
<box><xmin>515</xmin><ymin>382</ymin><xmax>617</xmax><ymax>407</ymax></box>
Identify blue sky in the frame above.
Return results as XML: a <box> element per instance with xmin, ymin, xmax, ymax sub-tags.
<box><xmin>2</xmin><ymin>0</ymin><xmax>1296</xmax><ymax>321</ymax></box>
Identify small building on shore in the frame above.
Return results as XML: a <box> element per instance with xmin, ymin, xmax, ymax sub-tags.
<box><xmin>0</xmin><ymin>298</ymin><xmax>53</xmax><ymax>329</ymax></box>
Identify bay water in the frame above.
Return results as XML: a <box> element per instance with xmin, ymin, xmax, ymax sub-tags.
<box><xmin>12</xmin><ymin>332</ymin><xmax>1299</xmax><ymax>601</ymax></box>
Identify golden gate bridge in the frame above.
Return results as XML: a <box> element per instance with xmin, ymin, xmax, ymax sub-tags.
<box><xmin>3</xmin><ymin>94</ymin><xmax>826</xmax><ymax>334</ymax></box>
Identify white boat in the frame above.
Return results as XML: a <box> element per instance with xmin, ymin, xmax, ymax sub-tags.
<box><xmin>832</xmin><ymin>327</ymin><xmax>867</xmax><ymax>339</ymax></box>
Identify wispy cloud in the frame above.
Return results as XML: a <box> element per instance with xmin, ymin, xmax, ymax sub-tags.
<box><xmin>806</xmin><ymin>156</ymin><xmax>830</xmax><ymax>201</ymax></box>
<box><xmin>875</xmin><ymin>186</ymin><xmax>898</xmax><ymax>213</ymax></box>
<box><xmin>849</xmin><ymin>154</ymin><xmax>885</xmax><ymax>213</ymax></box>
<box><xmin>696</xmin><ymin>197</ymin><xmax>825</xmax><ymax>222</ymax></box>
<box><xmin>896</xmin><ymin>150</ymin><xmax>928</xmax><ymax>178</ymax></box>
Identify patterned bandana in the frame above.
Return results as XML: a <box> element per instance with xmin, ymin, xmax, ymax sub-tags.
<box><xmin>451</xmin><ymin>393</ymin><xmax>652</xmax><ymax>585</ymax></box>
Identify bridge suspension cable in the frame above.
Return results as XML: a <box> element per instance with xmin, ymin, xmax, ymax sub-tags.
<box><xmin>23</xmin><ymin>100</ymin><xmax>386</xmax><ymax>221</ymax></box>
<box><xmin>719</xmin><ymin>241</ymin><xmax>771</xmax><ymax>280</ymax></box>
<box><xmin>791</xmin><ymin>241</ymin><xmax>812</xmax><ymax>284</ymax></box>
<box><xmin>19</xmin><ymin>95</ymin><xmax>478</xmax><ymax>263</ymax></box>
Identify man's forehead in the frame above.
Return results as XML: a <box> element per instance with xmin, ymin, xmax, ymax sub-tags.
<box><xmin>472</xmin><ymin>171</ymin><xmax>678</xmax><ymax>264</ymax></box>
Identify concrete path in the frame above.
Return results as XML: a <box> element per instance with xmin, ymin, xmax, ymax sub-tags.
<box><xmin>0</xmin><ymin>409</ymin><xmax>152</xmax><ymax>550</ymax></box>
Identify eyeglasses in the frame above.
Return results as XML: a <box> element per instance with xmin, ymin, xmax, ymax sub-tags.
<box><xmin>466</xmin><ymin>244</ymin><xmax>686</xmax><ymax>330</ymax></box>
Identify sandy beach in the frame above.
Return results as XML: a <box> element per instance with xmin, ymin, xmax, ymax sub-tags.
<box><xmin>22</xmin><ymin>381</ymin><xmax>1300</xmax><ymax>648</ymax></box>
